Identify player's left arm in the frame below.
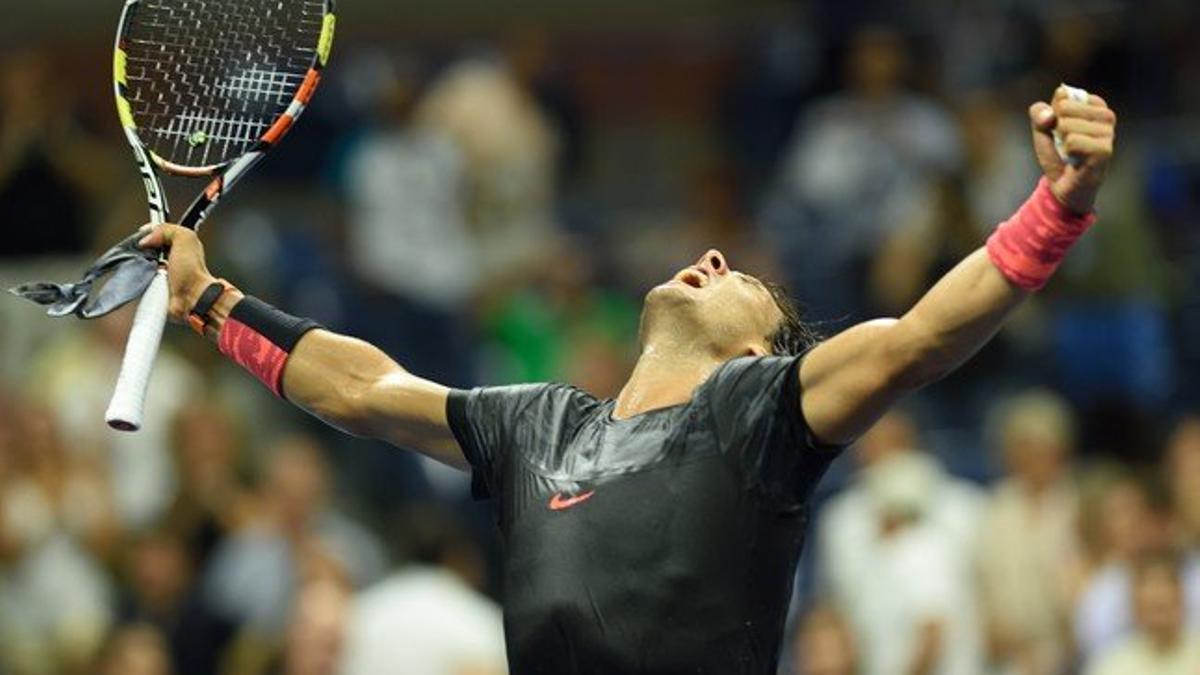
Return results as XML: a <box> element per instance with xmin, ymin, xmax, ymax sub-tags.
<box><xmin>799</xmin><ymin>87</ymin><xmax>1117</xmax><ymax>445</ymax></box>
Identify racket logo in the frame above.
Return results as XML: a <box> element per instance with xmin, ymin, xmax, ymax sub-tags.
<box><xmin>548</xmin><ymin>491</ymin><xmax>596</xmax><ymax>512</ymax></box>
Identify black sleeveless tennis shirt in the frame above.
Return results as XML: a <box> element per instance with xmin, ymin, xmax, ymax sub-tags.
<box><xmin>446</xmin><ymin>354</ymin><xmax>843</xmax><ymax>674</ymax></box>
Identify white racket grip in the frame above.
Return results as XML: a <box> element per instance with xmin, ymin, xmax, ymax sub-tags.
<box><xmin>1054</xmin><ymin>84</ymin><xmax>1090</xmax><ymax>167</ymax></box>
<box><xmin>105</xmin><ymin>268</ymin><xmax>170</xmax><ymax>432</ymax></box>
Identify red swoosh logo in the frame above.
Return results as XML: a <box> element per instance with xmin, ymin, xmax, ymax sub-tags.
<box><xmin>548</xmin><ymin>491</ymin><xmax>595</xmax><ymax>511</ymax></box>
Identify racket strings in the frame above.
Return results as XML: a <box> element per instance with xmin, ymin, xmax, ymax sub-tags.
<box><xmin>122</xmin><ymin>0</ymin><xmax>326</xmax><ymax>168</ymax></box>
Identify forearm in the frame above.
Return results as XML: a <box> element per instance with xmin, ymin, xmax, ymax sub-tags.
<box><xmin>801</xmin><ymin>88</ymin><xmax>1114</xmax><ymax>444</ymax></box>
<box><xmin>894</xmin><ymin>172</ymin><xmax>1098</xmax><ymax>386</ymax></box>
<box><xmin>144</xmin><ymin>223</ymin><xmax>464</xmax><ymax>467</ymax></box>
<box><xmin>891</xmin><ymin>248</ymin><xmax>1027</xmax><ymax>387</ymax></box>
<box><xmin>196</xmin><ymin>286</ymin><xmax>457</xmax><ymax>458</ymax></box>
<box><xmin>196</xmin><ymin>287</ymin><xmax>394</xmax><ymax>433</ymax></box>
<box><xmin>801</xmin><ymin>186</ymin><xmax>1087</xmax><ymax>443</ymax></box>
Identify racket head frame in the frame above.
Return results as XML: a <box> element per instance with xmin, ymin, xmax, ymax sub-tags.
<box><xmin>113</xmin><ymin>0</ymin><xmax>337</xmax><ymax>230</ymax></box>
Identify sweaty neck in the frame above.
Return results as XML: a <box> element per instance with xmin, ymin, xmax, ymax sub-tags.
<box><xmin>612</xmin><ymin>342</ymin><xmax>725</xmax><ymax>420</ymax></box>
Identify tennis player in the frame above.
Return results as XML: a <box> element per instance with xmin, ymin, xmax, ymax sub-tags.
<box><xmin>139</xmin><ymin>87</ymin><xmax>1116</xmax><ymax>673</ymax></box>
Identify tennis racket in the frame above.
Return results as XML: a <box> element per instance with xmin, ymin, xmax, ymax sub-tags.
<box><xmin>106</xmin><ymin>0</ymin><xmax>336</xmax><ymax>431</ymax></box>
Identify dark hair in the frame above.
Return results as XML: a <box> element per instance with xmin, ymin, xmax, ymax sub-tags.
<box><xmin>763</xmin><ymin>280</ymin><xmax>822</xmax><ymax>356</ymax></box>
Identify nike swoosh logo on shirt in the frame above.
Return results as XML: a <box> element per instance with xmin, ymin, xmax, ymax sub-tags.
<box><xmin>548</xmin><ymin>491</ymin><xmax>596</xmax><ymax>511</ymax></box>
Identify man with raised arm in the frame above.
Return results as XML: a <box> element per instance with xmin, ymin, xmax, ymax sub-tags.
<box><xmin>139</xmin><ymin>87</ymin><xmax>1116</xmax><ymax>674</ymax></box>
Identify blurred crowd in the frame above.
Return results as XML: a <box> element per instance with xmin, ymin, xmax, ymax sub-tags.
<box><xmin>1</xmin><ymin>0</ymin><xmax>1199</xmax><ymax>673</ymax></box>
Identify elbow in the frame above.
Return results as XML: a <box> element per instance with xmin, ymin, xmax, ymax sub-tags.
<box><xmin>312</xmin><ymin>374</ymin><xmax>381</xmax><ymax>438</ymax></box>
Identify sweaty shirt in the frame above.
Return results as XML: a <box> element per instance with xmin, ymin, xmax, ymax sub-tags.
<box><xmin>446</xmin><ymin>354</ymin><xmax>843</xmax><ymax>674</ymax></box>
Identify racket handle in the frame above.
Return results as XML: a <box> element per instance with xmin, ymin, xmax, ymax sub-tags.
<box><xmin>105</xmin><ymin>268</ymin><xmax>170</xmax><ymax>432</ymax></box>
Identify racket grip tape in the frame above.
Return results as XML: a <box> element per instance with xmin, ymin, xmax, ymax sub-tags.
<box><xmin>105</xmin><ymin>268</ymin><xmax>170</xmax><ymax>431</ymax></box>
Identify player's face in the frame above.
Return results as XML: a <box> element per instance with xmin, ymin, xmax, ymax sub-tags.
<box><xmin>644</xmin><ymin>249</ymin><xmax>783</xmax><ymax>358</ymax></box>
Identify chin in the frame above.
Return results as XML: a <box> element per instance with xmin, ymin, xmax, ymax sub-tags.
<box><xmin>645</xmin><ymin>282</ymin><xmax>696</xmax><ymax>308</ymax></box>
<box><xmin>642</xmin><ymin>283</ymin><xmax>703</xmax><ymax>336</ymax></box>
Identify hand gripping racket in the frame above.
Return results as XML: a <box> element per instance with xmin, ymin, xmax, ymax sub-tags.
<box><xmin>106</xmin><ymin>0</ymin><xmax>336</xmax><ymax>431</ymax></box>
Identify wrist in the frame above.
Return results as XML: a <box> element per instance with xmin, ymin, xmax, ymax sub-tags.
<box><xmin>203</xmin><ymin>287</ymin><xmax>245</xmax><ymax>341</ymax></box>
<box><xmin>216</xmin><ymin>296</ymin><xmax>322</xmax><ymax>398</ymax></box>
<box><xmin>987</xmin><ymin>179</ymin><xmax>1097</xmax><ymax>291</ymax></box>
<box><xmin>186</xmin><ymin>277</ymin><xmax>243</xmax><ymax>340</ymax></box>
<box><xmin>1048</xmin><ymin>177</ymin><xmax>1097</xmax><ymax>217</ymax></box>
<box><xmin>185</xmin><ymin>274</ymin><xmax>220</xmax><ymax>311</ymax></box>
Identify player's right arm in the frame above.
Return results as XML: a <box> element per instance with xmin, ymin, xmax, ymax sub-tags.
<box><xmin>137</xmin><ymin>224</ymin><xmax>467</xmax><ymax>470</ymax></box>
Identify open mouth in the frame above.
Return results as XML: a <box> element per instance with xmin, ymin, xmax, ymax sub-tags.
<box><xmin>675</xmin><ymin>268</ymin><xmax>708</xmax><ymax>289</ymax></box>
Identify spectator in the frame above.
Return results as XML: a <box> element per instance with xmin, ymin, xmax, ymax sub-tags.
<box><xmin>762</xmin><ymin>25</ymin><xmax>962</xmax><ymax>318</ymax></box>
<box><xmin>0</xmin><ymin>400</ymin><xmax>114</xmax><ymax>675</ymax></box>
<box><xmin>866</xmin><ymin>94</ymin><xmax>1042</xmax><ymax>316</ymax></box>
<box><xmin>26</xmin><ymin>312</ymin><xmax>203</xmax><ymax>532</ymax></box>
<box><xmin>95</xmin><ymin>624</ymin><xmax>175</xmax><ymax>675</ymax></box>
<box><xmin>977</xmin><ymin>389</ymin><xmax>1081</xmax><ymax>675</ymax></box>
<box><xmin>414</xmin><ymin>56</ymin><xmax>561</xmax><ymax>289</ymax></box>
<box><xmin>1072</xmin><ymin>466</ymin><xmax>1200</xmax><ymax>661</ymax></box>
<box><xmin>164</xmin><ymin>400</ymin><xmax>253</xmax><ymax>569</ymax></box>
<box><xmin>340</xmin><ymin>54</ymin><xmax>562</xmax><ymax>388</ymax></box>
<box><xmin>201</xmin><ymin>435</ymin><xmax>386</xmax><ymax>649</ymax></box>
<box><xmin>1086</xmin><ymin>550</ymin><xmax>1200</xmax><ymax>675</ymax></box>
<box><xmin>114</xmin><ymin>529</ymin><xmax>232</xmax><ymax>675</ymax></box>
<box><xmin>1165</xmin><ymin>416</ymin><xmax>1200</xmax><ymax>547</ymax></box>
<box><xmin>340</xmin><ymin>505</ymin><xmax>507</xmax><ymax>675</ymax></box>
<box><xmin>273</xmin><ymin>577</ymin><xmax>350</xmax><ymax>675</ymax></box>
<box><xmin>792</xmin><ymin>604</ymin><xmax>858</xmax><ymax>675</ymax></box>
<box><xmin>0</xmin><ymin>49</ymin><xmax>120</xmax><ymax>258</ymax></box>
<box><xmin>817</xmin><ymin>411</ymin><xmax>983</xmax><ymax>675</ymax></box>
<box><xmin>339</xmin><ymin>56</ymin><xmax>480</xmax><ymax>387</ymax></box>
<box><xmin>818</xmin><ymin>411</ymin><xmax>981</xmax><ymax>597</ymax></box>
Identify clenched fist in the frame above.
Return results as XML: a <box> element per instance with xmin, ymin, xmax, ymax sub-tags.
<box><xmin>1029</xmin><ymin>86</ymin><xmax>1117</xmax><ymax>215</ymax></box>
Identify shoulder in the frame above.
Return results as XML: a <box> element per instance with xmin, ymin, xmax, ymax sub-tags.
<box><xmin>694</xmin><ymin>355</ymin><xmax>802</xmax><ymax>432</ymax></box>
<box><xmin>455</xmin><ymin>382</ymin><xmax>598</xmax><ymax>415</ymax></box>
<box><xmin>701</xmin><ymin>354</ymin><xmax>803</xmax><ymax>396</ymax></box>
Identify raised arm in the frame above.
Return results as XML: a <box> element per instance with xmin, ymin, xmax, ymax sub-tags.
<box><xmin>800</xmin><ymin>87</ymin><xmax>1117</xmax><ymax>445</ymax></box>
<box><xmin>138</xmin><ymin>225</ymin><xmax>466</xmax><ymax>470</ymax></box>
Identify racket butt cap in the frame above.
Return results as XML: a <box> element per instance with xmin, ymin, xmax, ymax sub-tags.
<box><xmin>107</xmin><ymin>418</ymin><xmax>140</xmax><ymax>432</ymax></box>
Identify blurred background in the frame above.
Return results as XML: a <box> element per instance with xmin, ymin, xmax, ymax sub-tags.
<box><xmin>2</xmin><ymin>0</ymin><xmax>1200</xmax><ymax>673</ymax></box>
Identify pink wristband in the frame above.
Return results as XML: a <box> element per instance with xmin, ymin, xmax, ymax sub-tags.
<box><xmin>986</xmin><ymin>178</ymin><xmax>1097</xmax><ymax>291</ymax></box>
<box><xmin>219</xmin><ymin>318</ymin><xmax>289</xmax><ymax>397</ymax></box>
<box><xmin>216</xmin><ymin>296</ymin><xmax>321</xmax><ymax>398</ymax></box>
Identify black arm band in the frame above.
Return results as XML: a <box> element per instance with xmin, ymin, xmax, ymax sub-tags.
<box><xmin>228</xmin><ymin>296</ymin><xmax>323</xmax><ymax>351</ymax></box>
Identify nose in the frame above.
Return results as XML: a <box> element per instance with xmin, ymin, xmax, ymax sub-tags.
<box><xmin>696</xmin><ymin>249</ymin><xmax>728</xmax><ymax>277</ymax></box>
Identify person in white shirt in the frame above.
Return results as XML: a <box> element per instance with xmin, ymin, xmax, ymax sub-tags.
<box><xmin>1087</xmin><ymin>550</ymin><xmax>1200</xmax><ymax>675</ymax></box>
<box><xmin>977</xmin><ymin>389</ymin><xmax>1081</xmax><ymax>675</ymax></box>
<box><xmin>339</xmin><ymin>505</ymin><xmax>507</xmax><ymax>675</ymax></box>
<box><xmin>817</xmin><ymin>411</ymin><xmax>984</xmax><ymax>675</ymax></box>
